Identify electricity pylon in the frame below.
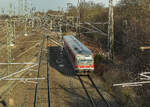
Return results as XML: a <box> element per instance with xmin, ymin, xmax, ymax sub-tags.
<box><xmin>24</xmin><ymin>0</ymin><xmax>28</xmax><ymax>36</ymax></box>
<box><xmin>76</xmin><ymin>0</ymin><xmax>80</xmax><ymax>38</ymax></box>
<box><xmin>18</xmin><ymin>0</ymin><xmax>23</xmax><ymax>15</ymax></box>
<box><xmin>6</xmin><ymin>2</ymin><xmax>14</xmax><ymax>75</ymax></box>
<box><xmin>108</xmin><ymin>0</ymin><xmax>114</xmax><ymax>61</ymax></box>
<box><xmin>1</xmin><ymin>8</ymin><xmax>5</xmax><ymax>14</ymax></box>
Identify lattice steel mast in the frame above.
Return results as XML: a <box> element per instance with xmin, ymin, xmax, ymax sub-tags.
<box><xmin>24</xmin><ymin>0</ymin><xmax>28</xmax><ymax>36</ymax></box>
<box><xmin>77</xmin><ymin>0</ymin><xmax>80</xmax><ymax>38</ymax></box>
<box><xmin>6</xmin><ymin>2</ymin><xmax>14</xmax><ymax>75</ymax></box>
<box><xmin>18</xmin><ymin>0</ymin><xmax>23</xmax><ymax>15</ymax></box>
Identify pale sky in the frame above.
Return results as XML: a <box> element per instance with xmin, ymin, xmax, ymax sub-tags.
<box><xmin>0</xmin><ymin>0</ymin><xmax>118</xmax><ymax>13</ymax></box>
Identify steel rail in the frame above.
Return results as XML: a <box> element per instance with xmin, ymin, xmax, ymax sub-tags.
<box><xmin>33</xmin><ymin>36</ymin><xmax>45</xmax><ymax>107</ymax></box>
<box><xmin>0</xmin><ymin>63</ymin><xmax>37</xmax><ymax>65</ymax></box>
<box><xmin>88</xmin><ymin>75</ymin><xmax>111</xmax><ymax>107</ymax></box>
<box><xmin>0</xmin><ymin>64</ymin><xmax>38</xmax><ymax>81</ymax></box>
<box><xmin>47</xmin><ymin>36</ymin><xmax>52</xmax><ymax>107</ymax></box>
<box><xmin>77</xmin><ymin>75</ymin><xmax>97</xmax><ymax>107</ymax></box>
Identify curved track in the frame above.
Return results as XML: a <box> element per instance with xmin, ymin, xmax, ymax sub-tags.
<box><xmin>77</xmin><ymin>74</ymin><xmax>111</xmax><ymax>107</ymax></box>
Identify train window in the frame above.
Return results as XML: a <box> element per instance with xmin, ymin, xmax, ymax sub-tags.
<box><xmin>74</xmin><ymin>47</ymin><xmax>78</xmax><ymax>50</ymax></box>
<box><xmin>78</xmin><ymin>59</ymin><xmax>93</xmax><ymax>65</ymax></box>
<box><xmin>65</xmin><ymin>42</ymin><xmax>75</xmax><ymax>64</ymax></box>
<box><xmin>80</xmin><ymin>59</ymin><xmax>92</xmax><ymax>62</ymax></box>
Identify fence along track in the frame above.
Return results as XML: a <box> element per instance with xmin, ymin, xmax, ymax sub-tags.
<box><xmin>77</xmin><ymin>74</ymin><xmax>111</xmax><ymax>107</ymax></box>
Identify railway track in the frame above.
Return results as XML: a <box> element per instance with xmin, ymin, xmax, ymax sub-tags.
<box><xmin>0</xmin><ymin>31</ymin><xmax>44</xmax><ymax>106</ymax></box>
<box><xmin>33</xmin><ymin>35</ymin><xmax>51</xmax><ymax>107</ymax></box>
<box><xmin>77</xmin><ymin>74</ymin><xmax>111</xmax><ymax>107</ymax></box>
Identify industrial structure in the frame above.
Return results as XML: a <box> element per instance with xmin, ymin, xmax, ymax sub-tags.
<box><xmin>0</xmin><ymin>0</ymin><xmax>149</xmax><ymax>107</ymax></box>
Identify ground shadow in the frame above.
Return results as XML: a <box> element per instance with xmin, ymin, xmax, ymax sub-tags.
<box><xmin>48</xmin><ymin>46</ymin><xmax>106</xmax><ymax>90</ymax></box>
<box><xmin>0</xmin><ymin>98</ymin><xmax>7</xmax><ymax>107</ymax></box>
<box><xmin>48</xmin><ymin>46</ymin><xmax>75</xmax><ymax>76</ymax></box>
<box><xmin>48</xmin><ymin>46</ymin><xmax>121</xmax><ymax>107</ymax></box>
<box><xmin>58</xmin><ymin>84</ymin><xmax>121</xmax><ymax>107</ymax></box>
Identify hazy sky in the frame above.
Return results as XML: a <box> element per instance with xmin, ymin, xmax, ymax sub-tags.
<box><xmin>0</xmin><ymin>0</ymin><xmax>118</xmax><ymax>13</ymax></box>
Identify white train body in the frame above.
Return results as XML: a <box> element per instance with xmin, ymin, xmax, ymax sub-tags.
<box><xmin>63</xmin><ymin>35</ymin><xmax>94</xmax><ymax>72</ymax></box>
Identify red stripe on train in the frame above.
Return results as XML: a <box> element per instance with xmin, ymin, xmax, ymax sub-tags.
<box><xmin>75</xmin><ymin>65</ymin><xmax>94</xmax><ymax>68</ymax></box>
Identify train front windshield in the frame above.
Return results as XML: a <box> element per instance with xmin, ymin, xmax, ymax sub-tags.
<box><xmin>79</xmin><ymin>59</ymin><xmax>93</xmax><ymax>65</ymax></box>
<box><xmin>77</xmin><ymin>57</ymin><xmax>93</xmax><ymax>66</ymax></box>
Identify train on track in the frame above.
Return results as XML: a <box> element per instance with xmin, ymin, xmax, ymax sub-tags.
<box><xmin>63</xmin><ymin>35</ymin><xmax>94</xmax><ymax>73</ymax></box>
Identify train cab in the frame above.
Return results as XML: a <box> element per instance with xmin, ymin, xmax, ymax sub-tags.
<box><xmin>63</xmin><ymin>35</ymin><xmax>94</xmax><ymax>73</ymax></box>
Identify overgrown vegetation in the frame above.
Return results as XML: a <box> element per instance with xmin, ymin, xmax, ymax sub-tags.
<box><xmin>68</xmin><ymin>0</ymin><xmax>150</xmax><ymax>106</ymax></box>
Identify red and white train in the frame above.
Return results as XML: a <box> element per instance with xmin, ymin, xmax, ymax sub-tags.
<box><xmin>63</xmin><ymin>35</ymin><xmax>94</xmax><ymax>73</ymax></box>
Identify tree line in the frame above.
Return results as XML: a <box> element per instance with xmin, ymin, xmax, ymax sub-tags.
<box><xmin>67</xmin><ymin>0</ymin><xmax>150</xmax><ymax>74</ymax></box>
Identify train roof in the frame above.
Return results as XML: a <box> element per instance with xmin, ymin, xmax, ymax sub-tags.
<box><xmin>63</xmin><ymin>35</ymin><xmax>92</xmax><ymax>55</ymax></box>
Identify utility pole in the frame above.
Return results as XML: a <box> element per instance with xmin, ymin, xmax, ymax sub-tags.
<box><xmin>108</xmin><ymin>0</ymin><xmax>114</xmax><ymax>61</ymax></box>
<box><xmin>24</xmin><ymin>0</ymin><xmax>27</xmax><ymax>14</ymax></box>
<box><xmin>77</xmin><ymin>0</ymin><xmax>80</xmax><ymax>38</ymax></box>
<box><xmin>67</xmin><ymin>3</ymin><xmax>72</xmax><ymax>11</ymax></box>
<box><xmin>1</xmin><ymin>8</ymin><xmax>5</xmax><ymax>14</ymax></box>
<box><xmin>50</xmin><ymin>19</ymin><xmax>53</xmax><ymax>30</ymax></box>
<box><xmin>18</xmin><ymin>0</ymin><xmax>23</xmax><ymax>15</ymax></box>
<box><xmin>30</xmin><ymin>0</ymin><xmax>32</xmax><ymax>15</ymax></box>
<box><xmin>24</xmin><ymin>0</ymin><xmax>28</xmax><ymax>36</ymax></box>
<box><xmin>6</xmin><ymin>2</ymin><xmax>14</xmax><ymax>75</ymax></box>
<box><xmin>21</xmin><ymin>0</ymin><xmax>23</xmax><ymax>15</ymax></box>
<box><xmin>18</xmin><ymin>0</ymin><xmax>20</xmax><ymax>15</ymax></box>
<box><xmin>13</xmin><ymin>0</ymin><xmax>16</xmax><ymax>16</ymax></box>
<box><xmin>29</xmin><ymin>0</ymin><xmax>34</xmax><ymax>29</ymax></box>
